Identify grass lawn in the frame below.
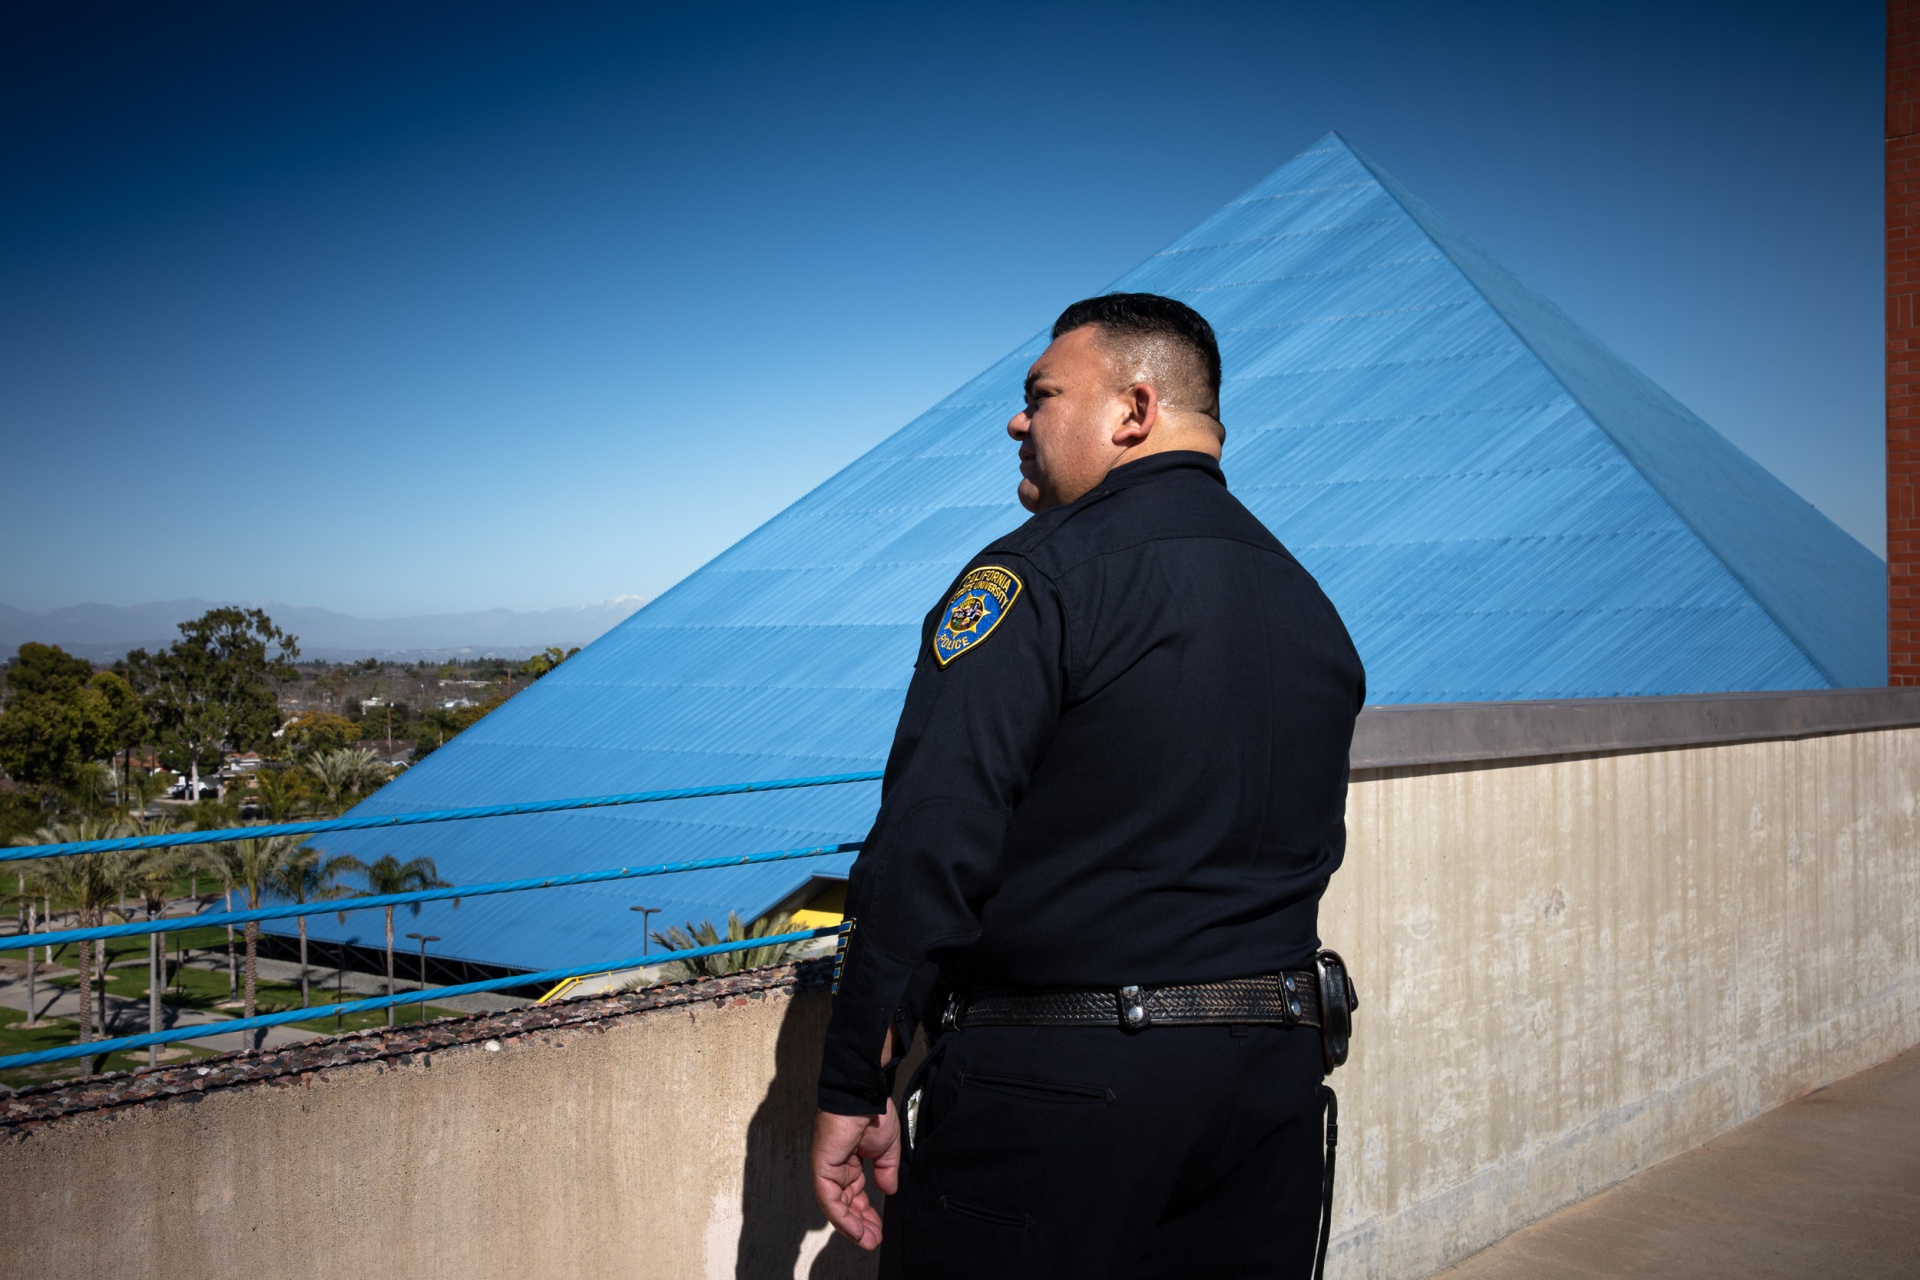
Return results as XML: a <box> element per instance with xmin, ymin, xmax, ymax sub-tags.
<box><xmin>0</xmin><ymin>1005</ymin><xmax>215</xmax><ymax>1090</ymax></box>
<box><xmin>36</xmin><ymin>929</ymin><xmax>227</xmax><ymax>988</ymax></box>
<box><xmin>32</xmin><ymin>921</ymin><xmax>470</xmax><ymax>1048</ymax></box>
<box><xmin>47</xmin><ymin>960</ymin><xmax>468</xmax><ymax>1036</ymax></box>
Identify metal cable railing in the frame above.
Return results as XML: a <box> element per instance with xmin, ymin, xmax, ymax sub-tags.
<box><xmin>0</xmin><ymin>842</ymin><xmax>862</xmax><ymax>953</ymax></box>
<box><xmin>0</xmin><ymin>768</ymin><xmax>884</xmax><ymax>862</ymax></box>
<box><xmin>0</xmin><ymin>925</ymin><xmax>847</xmax><ymax>1070</ymax></box>
<box><xmin>0</xmin><ymin>770</ymin><xmax>877</xmax><ymax>1076</ymax></box>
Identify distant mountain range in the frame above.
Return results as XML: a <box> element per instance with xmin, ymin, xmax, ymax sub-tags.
<box><xmin>0</xmin><ymin>597</ymin><xmax>649</xmax><ymax>663</ymax></box>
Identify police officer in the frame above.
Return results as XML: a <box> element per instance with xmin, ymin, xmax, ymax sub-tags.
<box><xmin>811</xmin><ymin>293</ymin><xmax>1364</xmax><ymax>1278</ymax></box>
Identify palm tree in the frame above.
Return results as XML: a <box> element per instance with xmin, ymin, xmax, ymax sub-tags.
<box><xmin>122</xmin><ymin>764</ymin><xmax>168</xmax><ymax>820</ymax></box>
<box><xmin>11</xmin><ymin>862</ymin><xmax>43</xmax><ymax>1027</ymax></box>
<box><xmin>200</xmin><ymin>834</ymin><xmax>304</xmax><ymax>1030</ymax></box>
<box><xmin>177</xmin><ymin>799</ymin><xmax>242</xmax><ymax>998</ymax></box>
<box><xmin>126</xmin><ymin>846</ymin><xmax>185</xmax><ymax>1067</ymax></box>
<box><xmin>648</xmin><ymin>911</ymin><xmax>812</xmax><ymax>982</ymax></box>
<box><xmin>302</xmin><ymin>748</ymin><xmax>385</xmax><ymax>815</ymax></box>
<box><xmin>269</xmin><ymin>846</ymin><xmax>360</xmax><ymax>1007</ymax></box>
<box><xmin>16</xmin><ymin>819</ymin><xmax>136</xmax><ymax>1046</ymax></box>
<box><xmin>354</xmin><ymin>855</ymin><xmax>455</xmax><ymax>1026</ymax></box>
<box><xmin>253</xmin><ymin>765</ymin><xmax>308</xmax><ymax>822</ymax></box>
<box><xmin>186</xmin><ymin>839</ymin><xmax>240</xmax><ymax>1000</ymax></box>
<box><xmin>66</xmin><ymin>762</ymin><xmax>118</xmax><ymax>817</ymax></box>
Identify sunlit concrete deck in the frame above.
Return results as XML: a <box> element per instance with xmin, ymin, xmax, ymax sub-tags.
<box><xmin>1429</xmin><ymin>1047</ymin><xmax>1920</xmax><ymax>1279</ymax></box>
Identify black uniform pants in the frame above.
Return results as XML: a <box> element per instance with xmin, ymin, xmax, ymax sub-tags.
<box><xmin>879</xmin><ymin>1021</ymin><xmax>1326</xmax><ymax>1279</ymax></box>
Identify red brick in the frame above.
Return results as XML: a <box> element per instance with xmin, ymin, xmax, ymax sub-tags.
<box><xmin>1893</xmin><ymin>3</ymin><xmax>1920</xmax><ymax>682</ymax></box>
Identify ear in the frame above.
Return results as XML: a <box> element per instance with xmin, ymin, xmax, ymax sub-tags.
<box><xmin>1112</xmin><ymin>382</ymin><xmax>1159</xmax><ymax>447</ymax></box>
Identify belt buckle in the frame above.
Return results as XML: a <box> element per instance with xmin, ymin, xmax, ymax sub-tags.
<box><xmin>1118</xmin><ymin>984</ymin><xmax>1150</xmax><ymax>1031</ymax></box>
<box><xmin>941</xmin><ymin>992</ymin><xmax>962</xmax><ymax>1030</ymax></box>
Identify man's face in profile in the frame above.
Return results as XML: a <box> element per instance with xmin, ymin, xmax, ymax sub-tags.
<box><xmin>1007</xmin><ymin>326</ymin><xmax>1125</xmax><ymax>513</ymax></box>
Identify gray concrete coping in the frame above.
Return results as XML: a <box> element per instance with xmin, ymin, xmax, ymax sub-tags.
<box><xmin>1351</xmin><ymin>687</ymin><xmax>1920</xmax><ymax>769</ymax></box>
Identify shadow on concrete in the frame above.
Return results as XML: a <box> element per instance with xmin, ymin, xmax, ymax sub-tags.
<box><xmin>734</xmin><ymin>990</ymin><xmax>879</xmax><ymax>1280</ymax></box>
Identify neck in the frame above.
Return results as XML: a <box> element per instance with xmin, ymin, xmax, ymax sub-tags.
<box><xmin>1110</xmin><ymin>417</ymin><xmax>1222</xmax><ymax>473</ymax></box>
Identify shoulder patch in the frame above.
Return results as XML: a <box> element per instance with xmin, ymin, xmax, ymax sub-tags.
<box><xmin>933</xmin><ymin>565</ymin><xmax>1024</xmax><ymax>666</ymax></box>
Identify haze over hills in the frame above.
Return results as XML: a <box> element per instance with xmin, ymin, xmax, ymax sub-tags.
<box><xmin>0</xmin><ymin>597</ymin><xmax>649</xmax><ymax>663</ymax></box>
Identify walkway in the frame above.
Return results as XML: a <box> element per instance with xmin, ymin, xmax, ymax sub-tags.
<box><xmin>1430</xmin><ymin>1046</ymin><xmax>1920</xmax><ymax>1279</ymax></box>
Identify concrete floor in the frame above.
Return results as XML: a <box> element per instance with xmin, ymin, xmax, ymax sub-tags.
<box><xmin>1430</xmin><ymin>1046</ymin><xmax>1920</xmax><ymax>1279</ymax></box>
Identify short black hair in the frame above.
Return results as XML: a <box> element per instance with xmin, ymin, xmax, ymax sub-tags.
<box><xmin>1051</xmin><ymin>292</ymin><xmax>1222</xmax><ymax>416</ymax></box>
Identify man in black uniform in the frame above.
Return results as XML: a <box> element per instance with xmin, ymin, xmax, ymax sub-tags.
<box><xmin>811</xmin><ymin>293</ymin><xmax>1365</xmax><ymax>1277</ymax></box>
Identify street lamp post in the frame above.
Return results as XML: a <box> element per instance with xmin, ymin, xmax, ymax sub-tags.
<box><xmin>631</xmin><ymin>905</ymin><xmax>661</xmax><ymax>981</ymax></box>
<box><xmin>335</xmin><ymin>940</ymin><xmax>350</xmax><ymax>1032</ymax></box>
<box><xmin>405</xmin><ymin>932</ymin><xmax>440</xmax><ymax>1024</ymax></box>
<box><xmin>147</xmin><ymin>903</ymin><xmax>162</xmax><ymax>1069</ymax></box>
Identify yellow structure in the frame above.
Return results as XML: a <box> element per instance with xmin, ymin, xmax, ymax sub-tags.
<box><xmin>787</xmin><ymin>881</ymin><xmax>845</xmax><ymax>929</ymax></box>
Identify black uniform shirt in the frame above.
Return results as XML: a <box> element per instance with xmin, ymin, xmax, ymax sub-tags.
<box><xmin>818</xmin><ymin>450</ymin><xmax>1365</xmax><ymax>1115</ymax></box>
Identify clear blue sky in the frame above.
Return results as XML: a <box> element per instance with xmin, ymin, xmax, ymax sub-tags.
<box><xmin>0</xmin><ymin>1</ymin><xmax>1882</xmax><ymax>617</ymax></box>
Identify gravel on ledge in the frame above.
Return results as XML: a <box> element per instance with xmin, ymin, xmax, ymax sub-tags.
<box><xmin>1</xmin><ymin>957</ymin><xmax>832</xmax><ymax>1139</ymax></box>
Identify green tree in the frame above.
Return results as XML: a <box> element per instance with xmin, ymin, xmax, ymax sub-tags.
<box><xmin>86</xmin><ymin>670</ymin><xmax>149</xmax><ymax>802</ymax></box>
<box><xmin>350</xmin><ymin>855</ymin><xmax>455</xmax><ymax>1027</ymax></box>
<box><xmin>268</xmin><ymin>846</ymin><xmax>360</xmax><ymax>1007</ymax></box>
<box><xmin>0</xmin><ymin>643</ymin><xmax>107</xmax><ymax>794</ymax></box>
<box><xmin>409</xmin><ymin>697</ymin><xmax>503</xmax><ymax>763</ymax></box>
<box><xmin>279</xmin><ymin>711</ymin><xmax>358</xmax><ymax>759</ymax></box>
<box><xmin>125</xmin><ymin>608</ymin><xmax>299</xmax><ymax>804</ymax></box>
<box><xmin>518</xmin><ymin>646</ymin><xmax>580</xmax><ymax>681</ymax></box>
<box><xmin>0</xmin><ymin>790</ymin><xmax>42</xmax><ymax>845</ymax></box>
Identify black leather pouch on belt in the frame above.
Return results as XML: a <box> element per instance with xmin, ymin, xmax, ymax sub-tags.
<box><xmin>1314</xmin><ymin>949</ymin><xmax>1359</xmax><ymax>1075</ymax></box>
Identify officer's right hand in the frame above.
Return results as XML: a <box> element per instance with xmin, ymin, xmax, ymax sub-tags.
<box><xmin>811</xmin><ymin>1102</ymin><xmax>902</xmax><ymax>1250</ymax></box>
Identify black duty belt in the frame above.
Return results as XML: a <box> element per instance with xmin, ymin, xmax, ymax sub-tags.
<box><xmin>942</xmin><ymin>970</ymin><xmax>1323</xmax><ymax>1033</ymax></box>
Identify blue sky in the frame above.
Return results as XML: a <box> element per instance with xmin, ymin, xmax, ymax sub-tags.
<box><xmin>0</xmin><ymin>1</ymin><xmax>1882</xmax><ymax>617</ymax></box>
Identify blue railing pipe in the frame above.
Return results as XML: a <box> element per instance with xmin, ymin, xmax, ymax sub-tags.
<box><xmin>0</xmin><ymin>842</ymin><xmax>861</xmax><ymax>953</ymax></box>
<box><xmin>0</xmin><ymin>925</ymin><xmax>846</xmax><ymax>1072</ymax></box>
<box><xmin>1</xmin><ymin>769</ymin><xmax>885</xmax><ymax>862</ymax></box>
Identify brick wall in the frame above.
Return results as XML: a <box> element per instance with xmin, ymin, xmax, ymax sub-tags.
<box><xmin>1891</xmin><ymin>0</ymin><xmax>1920</xmax><ymax>683</ymax></box>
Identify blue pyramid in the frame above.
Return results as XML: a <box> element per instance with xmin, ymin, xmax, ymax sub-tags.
<box><xmin>283</xmin><ymin>134</ymin><xmax>1885</xmax><ymax>973</ymax></box>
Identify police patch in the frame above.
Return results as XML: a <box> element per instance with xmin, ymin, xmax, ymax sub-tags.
<box><xmin>933</xmin><ymin>565</ymin><xmax>1023</xmax><ymax>666</ymax></box>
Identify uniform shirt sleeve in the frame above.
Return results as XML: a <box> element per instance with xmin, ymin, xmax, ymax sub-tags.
<box><xmin>817</xmin><ymin>554</ymin><xmax>1067</xmax><ymax>1114</ymax></box>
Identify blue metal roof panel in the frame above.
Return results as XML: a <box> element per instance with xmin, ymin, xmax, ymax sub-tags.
<box><xmin>1344</xmin><ymin>141</ymin><xmax>1885</xmax><ymax>687</ymax></box>
<box><xmin>275</xmin><ymin>131</ymin><xmax>1876</xmax><ymax>971</ymax></box>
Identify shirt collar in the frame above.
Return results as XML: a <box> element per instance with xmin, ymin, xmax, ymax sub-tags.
<box><xmin>1087</xmin><ymin>450</ymin><xmax>1226</xmax><ymax>499</ymax></box>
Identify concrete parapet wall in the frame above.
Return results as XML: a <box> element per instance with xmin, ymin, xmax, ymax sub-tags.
<box><xmin>2</xmin><ymin>695</ymin><xmax>1917</xmax><ymax>1278</ymax></box>
<box><xmin>1326</xmin><ymin>721</ymin><xmax>1920</xmax><ymax>1277</ymax></box>
<box><xmin>1</xmin><ymin>968</ymin><xmax>874</xmax><ymax>1280</ymax></box>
